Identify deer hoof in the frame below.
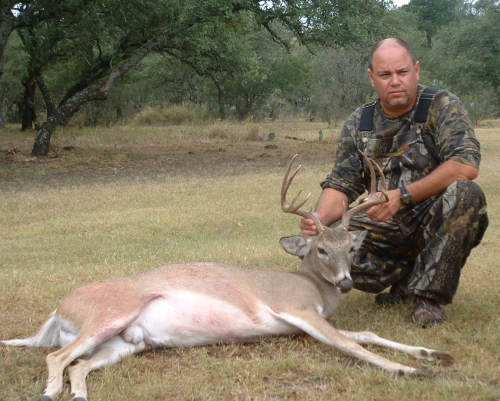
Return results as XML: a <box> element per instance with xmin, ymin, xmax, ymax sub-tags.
<box><xmin>432</xmin><ymin>350</ymin><xmax>455</xmax><ymax>366</ymax></box>
<box><xmin>41</xmin><ymin>396</ymin><xmax>53</xmax><ymax>401</ymax></box>
<box><xmin>73</xmin><ymin>397</ymin><xmax>87</xmax><ymax>401</ymax></box>
<box><xmin>415</xmin><ymin>366</ymin><xmax>434</xmax><ymax>377</ymax></box>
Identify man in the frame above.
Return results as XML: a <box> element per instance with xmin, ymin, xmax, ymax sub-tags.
<box><xmin>301</xmin><ymin>38</ymin><xmax>488</xmax><ymax>326</ymax></box>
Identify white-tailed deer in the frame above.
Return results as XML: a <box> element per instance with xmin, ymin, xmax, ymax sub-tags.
<box><xmin>2</xmin><ymin>154</ymin><xmax>453</xmax><ymax>401</ymax></box>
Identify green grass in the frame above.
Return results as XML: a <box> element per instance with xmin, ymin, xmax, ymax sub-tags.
<box><xmin>0</xmin><ymin>120</ymin><xmax>498</xmax><ymax>401</ymax></box>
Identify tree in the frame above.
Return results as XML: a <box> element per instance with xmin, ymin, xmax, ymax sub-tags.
<box><xmin>9</xmin><ymin>0</ymin><xmax>390</xmax><ymax>155</ymax></box>
<box><xmin>424</xmin><ymin>0</ymin><xmax>500</xmax><ymax>121</ymax></box>
<box><xmin>406</xmin><ymin>0</ymin><xmax>460</xmax><ymax>47</ymax></box>
<box><xmin>0</xmin><ymin>31</ymin><xmax>28</xmax><ymax>126</ymax></box>
<box><xmin>309</xmin><ymin>47</ymin><xmax>373</xmax><ymax>124</ymax></box>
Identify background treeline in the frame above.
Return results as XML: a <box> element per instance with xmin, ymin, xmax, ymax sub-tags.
<box><xmin>0</xmin><ymin>0</ymin><xmax>498</xmax><ymax>156</ymax></box>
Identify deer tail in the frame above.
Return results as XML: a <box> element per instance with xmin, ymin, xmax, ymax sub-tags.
<box><xmin>1</xmin><ymin>311</ymin><xmax>61</xmax><ymax>347</ymax></box>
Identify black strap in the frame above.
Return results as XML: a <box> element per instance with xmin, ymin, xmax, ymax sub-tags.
<box><xmin>359</xmin><ymin>87</ymin><xmax>439</xmax><ymax>130</ymax></box>
<box><xmin>414</xmin><ymin>87</ymin><xmax>439</xmax><ymax>123</ymax></box>
<box><xmin>359</xmin><ymin>102</ymin><xmax>376</xmax><ymax>131</ymax></box>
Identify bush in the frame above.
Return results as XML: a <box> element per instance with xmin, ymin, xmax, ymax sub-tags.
<box><xmin>132</xmin><ymin>104</ymin><xmax>210</xmax><ymax>126</ymax></box>
<box><xmin>463</xmin><ymin>87</ymin><xmax>499</xmax><ymax>126</ymax></box>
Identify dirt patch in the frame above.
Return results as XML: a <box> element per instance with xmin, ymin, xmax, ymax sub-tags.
<box><xmin>0</xmin><ymin>139</ymin><xmax>337</xmax><ymax>190</ymax></box>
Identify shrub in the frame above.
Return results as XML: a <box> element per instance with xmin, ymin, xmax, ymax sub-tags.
<box><xmin>132</xmin><ymin>104</ymin><xmax>210</xmax><ymax>126</ymax></box>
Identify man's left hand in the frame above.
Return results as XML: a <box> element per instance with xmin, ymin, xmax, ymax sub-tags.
<box><xmin>366</xmin><ymin>189</ymin><xmax>403</xmax><ymax>222</ymax></box>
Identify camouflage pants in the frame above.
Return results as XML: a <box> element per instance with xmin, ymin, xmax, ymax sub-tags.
<box><xmin>347</xmin><ymin>180</ymin><xmax>488</xmax><ymax>304</ymax></box>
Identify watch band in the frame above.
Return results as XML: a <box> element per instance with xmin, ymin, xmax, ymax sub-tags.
<box><xmin>399</xmin><ymin>184</ymin><xmax>414</xmax><ymax>206</ymax></box>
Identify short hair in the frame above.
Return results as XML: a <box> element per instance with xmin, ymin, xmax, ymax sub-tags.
<box><xmin>369</xmin><ymin>38</ymin><xmax>417</xmax><ymax>70</ymax></box>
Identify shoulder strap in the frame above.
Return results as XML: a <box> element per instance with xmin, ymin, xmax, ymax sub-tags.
<box><xmin>359</xmin><ymin>102</ymin><xmax>376</xmax><ymax>131</ymax></box>
<box><xmin>415</xmin><ymin>87</ymin><xmax>441</xmax><ymax>163</ymax></box>
<box><xmin>358</xmin><ymin>87</ymin><xmax>439</xmax><ymax>131</ymax></box>
<box><xmin>414</xmin><ymin>87</ymin><xmax>439</xmax><ymax>123</ymax></box>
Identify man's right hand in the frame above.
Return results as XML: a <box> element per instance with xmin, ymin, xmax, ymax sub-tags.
<box><xmin>298</xmin><ymin>187</ymin><xmax>348</xmax><ymax>236</ymax></box>
<box><xmin>300</xmin><ymin>215</ymin><xmax>320</xmax><ymax>236</ymax></box>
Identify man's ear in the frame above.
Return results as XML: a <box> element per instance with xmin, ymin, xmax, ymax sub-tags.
<box><xmin>349</xmin><ymin>230</ymin><xmax>368</xmax><ymax>251</ymax></box>
<box><xmin>279</xmin><ymin>235</ymin><xmax>313</xmax><ymax>257</ymax></box>
<box><xmin>368</xmin><ymin>68</ymin><xmax>375</xmax><ymax>88</ymax></box>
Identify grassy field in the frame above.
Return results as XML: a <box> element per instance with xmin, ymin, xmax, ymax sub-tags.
<box><xmin>0</xmin><ymin>119</ymin><xmax>498</xmax><ymax>401</ymax></box>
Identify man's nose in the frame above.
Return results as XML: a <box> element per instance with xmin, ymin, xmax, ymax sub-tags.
<box><xmin>389</xmin><ymin>73</ymin><xmax>402</xmax><ymax>86</ymax></box>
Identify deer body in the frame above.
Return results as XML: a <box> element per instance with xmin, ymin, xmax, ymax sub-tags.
<box><xmin>48</xmin><ymin>263</ymin><xmax>331</xmax><ymax>349</ymax></box>
<box><xmin>2</xmin><ymin>155</ymin><xmax>454</xmax><ymax>401</ymax></box>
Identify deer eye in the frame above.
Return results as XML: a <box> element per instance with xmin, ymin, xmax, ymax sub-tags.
<box><xmin>317</xmin><ymin>247</ymin><xmax>328</xmax><ymax>256</ymax></box>
<box><xmin>348</xmin><ymin>244</ymin><xmax>360</xmax><ymax>255</ymax></box>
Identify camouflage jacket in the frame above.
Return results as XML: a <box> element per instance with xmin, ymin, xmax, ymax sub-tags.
<box><xmin>321</xmin><ymin>85</ymin><xmax>481</xmax><ymax>203</ymax></box>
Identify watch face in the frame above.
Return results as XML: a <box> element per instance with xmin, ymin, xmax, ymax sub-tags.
<box><xmin>401</xmin><ymin>193</ymin><xmax>412</xmax><ymax>205</ymax></box>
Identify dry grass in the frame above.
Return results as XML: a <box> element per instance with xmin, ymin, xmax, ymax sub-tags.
<box><xmin>0</xmin><ymin>119</ymin><xmax>499</xmax><ymax>401</ymax></box>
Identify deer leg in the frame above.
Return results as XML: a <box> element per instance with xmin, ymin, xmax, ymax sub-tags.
<box><xmin>337</xmin><ymin>330</ymin><xmax>454</xmax><ymax>365</ymax></box>
<box><xmin>271</xmin><ymin>308</ymin><xmax>433</xmax><ymax>376</ymax></box>
<box><xmin>68</xmin><ymin>336</ymin><xmax>147</xmax><ymax>401</ymax></box>
<box><xmin>42</xmin><ymin>329</ymin><xmax>111</xmax><ymax>401</ymax></box>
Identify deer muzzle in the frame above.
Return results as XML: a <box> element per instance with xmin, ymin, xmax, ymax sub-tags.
<box><xmin>338</xmin><ymin>278</ymin><xmax>353</xmax><ymax>293</ymax></box>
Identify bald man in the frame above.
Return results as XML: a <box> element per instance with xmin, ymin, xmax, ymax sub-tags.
<box><xmin>300</xmin><ymin>38</ymin><xmax>488</xmax><ymax>326</ymax></box>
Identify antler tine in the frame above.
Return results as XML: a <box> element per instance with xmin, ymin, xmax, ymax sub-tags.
<box><xmin>281</xmin><ymin>154</ymin><xmax>324</xmax><ymax>232</ymax></box>
<box><xmin>341</xmin><ymin>152</ymin><xmax>388</xmax><ymax>231</ymax></box>
<box><xmin>281</xmin><ymin>155</ymin><xmax>302</xmax><ymax>200</ymax></box>
<box><xmin>365</xmin><ymin>151</ymin><xmax>378</xmax><ymax>195</ymax></box>
<box><xmin>369</xmin><ymin>154</ymin><xmax>388</xmax><ymax>198</ymax></box>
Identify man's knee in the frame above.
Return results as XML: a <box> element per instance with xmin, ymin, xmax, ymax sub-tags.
<box><xmin>440</xmin><ymin>179</ymin><xmax>488</xmax><ymax>245</ymax></box>
<box><xmin>446</xmin><ymin>179</ymin><xmax>487</xmax><ymax>210</ymax></box>
<box><xmin>440</xmin><ymin>179</ymin><xmax>488</xmax><ymax>223</ymax></box>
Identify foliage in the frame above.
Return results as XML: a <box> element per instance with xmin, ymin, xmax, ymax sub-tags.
<box><xmin>0</xmin><ymin>32</ymin><xmax>28</xmax><ymax>123</ymax></box>
<box><xmin>0</xmin><ymin>0</ymin><xmax>498</xmax><ymax>144</ymax></box>
<box><xmin>405</xmin><ymin>0</ymin><xmax>461</xmax><ymax>47</ymax></box>
<box><xmin>1</xmin><ymin>0</ymin><xmax>392</xmax><ymax>155</ymax></box>
<box><xmin>309</xmin><ymin>47</ymin><xmax>373</xmax><ymax>124</ymax></box>
<box><xmin>131</xmin><ymin>104</ymin><xmax>210</xmax><ymax>126</ymax></box>
<box><xmin>424</xmin><ymin>0</ymin><xmax>499</xmax><ymax>97</ymax></box>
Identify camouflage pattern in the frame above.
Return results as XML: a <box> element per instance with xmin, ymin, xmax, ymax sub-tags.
<box><xmin>321</xmin><ymin>85</ymin><xmax>488</xmax><ymax>304</ymax></box>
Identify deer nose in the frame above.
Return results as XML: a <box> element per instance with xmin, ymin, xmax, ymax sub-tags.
<box><xmin>338</xmin><ymin>278</ymin><xmax>353</xmax><ymax>293</ymax></box>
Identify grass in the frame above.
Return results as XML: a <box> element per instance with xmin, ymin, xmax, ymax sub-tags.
<box><xmin>0</xmin><ymin>119</ymin><xmax>499</xmax><ymax>401</ymax></box>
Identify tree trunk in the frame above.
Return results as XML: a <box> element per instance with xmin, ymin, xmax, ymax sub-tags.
<box><xmin>32</xmin><ymin>118</ymin><xmax>57</xmax><ymax>156</ymax></box>
<box><xmin>425</xmin><ymin>31</ymin><xmax>432</xmax><ymax>48</ymax></box>
<box><xmin>216</xmin><ymin>82</ymin><xmax>226</xmax><ymax>120</ymax></box>
<box><xmin>31</xmin><ymin>42</ymin><xmax>152</xmax><ymax>156</ymax></box>
<box><xmin>0</xmin><ymin>101</ymin><xmax>5</xmax><ymax>127</ymax></box>
<box><xmin>21</xmin><ymin>79</ymin><xmax>37</xmax><ymax>130</ymax></box>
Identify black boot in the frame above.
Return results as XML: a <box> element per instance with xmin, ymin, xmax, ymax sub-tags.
<box><xmin>375</xmin><ymin>281</ymin><xmax>410</xmax><ymax>305</ymax></box>
<box><xmin>412</xmin><ymin>296</ymin><xmax>445</xmax><ymax>326</ymax></box>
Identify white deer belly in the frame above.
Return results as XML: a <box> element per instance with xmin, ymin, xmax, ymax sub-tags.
<box><xmin>121</xmin><ymin>290</ymin><xmax>297</xmax><ymax>347</ymax></box>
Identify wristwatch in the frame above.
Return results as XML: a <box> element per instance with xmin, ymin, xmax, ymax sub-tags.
<box><xmin>399</xmin><ymin>184</ymin><xmax>414</xmax><ymax>207</ymax></box>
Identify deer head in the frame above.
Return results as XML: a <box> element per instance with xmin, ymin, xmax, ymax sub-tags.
<box><xmin>279</xmin><ymin>153</ymin><xmax>387</xmax><ymax>293</ymax></box>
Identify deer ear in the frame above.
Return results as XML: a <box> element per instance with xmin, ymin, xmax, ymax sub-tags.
<box><xmin>279</xmin><ymin>235</ymin><xmax>313</xmax><ymax>257</ymax></box>
<box><xmin>349</xmin><ymin>230</ymin><xmax>367</xmax><ymax>251</ymax></box>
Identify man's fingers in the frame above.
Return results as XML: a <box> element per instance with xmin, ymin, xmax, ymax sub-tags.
<box><xmin>300</xmin><ymin>217</ymin><xmax>319</xmax><ymax>236</ymax></box>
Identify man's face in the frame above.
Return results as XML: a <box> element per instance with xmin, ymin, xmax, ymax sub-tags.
<box><xmin>368</xmin><ymin>44</ymin><xmax>420</xmax><ymax>117</ymax></box>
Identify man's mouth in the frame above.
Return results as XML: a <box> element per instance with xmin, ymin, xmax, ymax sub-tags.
<box><xmin>389</xmin><ymin>89</ymin><xmax>405</xmax><ymax>96</ymax></box>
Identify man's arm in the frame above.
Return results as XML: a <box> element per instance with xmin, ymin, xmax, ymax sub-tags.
<box><xmin>366</xmin><ymin>159</ymin><xmax>479</xmax><ymax>222</ymax></box>
<box><xmin>303</xmin><ymin>159</ymin><xmax>479</xmax><ymax>231</ymax></box>
<box><xmin>367</xmin><ymin>88</ymin><xmax>480</xmax><ymax>223</ymax></box>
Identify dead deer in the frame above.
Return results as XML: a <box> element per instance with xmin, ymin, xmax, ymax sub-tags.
<box><xmin>2</xmin><ymin>154</ymin><xmax>453</xmax><ymax>401</ymax></box>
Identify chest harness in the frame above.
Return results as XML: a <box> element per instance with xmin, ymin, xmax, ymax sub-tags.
<box><xmin>358</xmin><ymin>87</ymin><xmax>440</xmax><ymax>163</ymax></box>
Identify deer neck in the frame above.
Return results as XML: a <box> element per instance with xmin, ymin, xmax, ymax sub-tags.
<box><xmin>296</xmin><ymin>260</ymin><xmax>341</xmax><ymax>318</ymax></box>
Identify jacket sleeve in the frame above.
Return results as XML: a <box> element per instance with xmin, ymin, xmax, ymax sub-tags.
<box><xmin>428</xmin><ymin>90</ymin><xmax>481</xmax><ymax>168</ymax></box>
<box><xmin>320</xmin><ymin>110</ymin><xmax>367</xmax><ymax>204</ymax></box>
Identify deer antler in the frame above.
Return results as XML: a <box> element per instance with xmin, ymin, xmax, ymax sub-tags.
<box><xmin>341</xmin><ymin>151</ymin><xmax>388</xmax><ymax>231</ymax></box>
<box><xmin>282</xmin><ymin>154</ymin><xmax>324</xmax><ymax>233</ymax></box>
